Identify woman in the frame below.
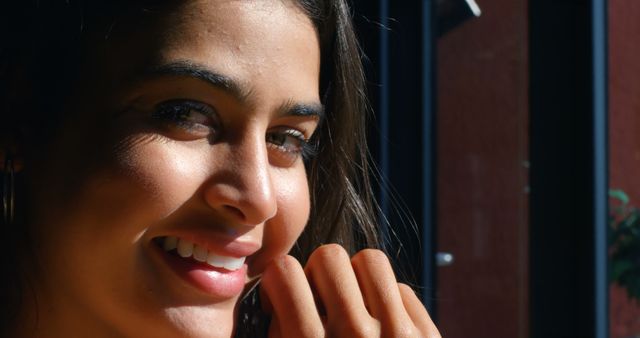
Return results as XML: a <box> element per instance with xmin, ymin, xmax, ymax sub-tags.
<box><xmin>0</xmin><ymin>0</ymin><xmax>440</xmax><ymax>337</ymax></box>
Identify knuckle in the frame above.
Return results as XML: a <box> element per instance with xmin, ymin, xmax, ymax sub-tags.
<box><xmin>278</xmin><ymin>254</ymin><xmax>302</xmax><ymax>271</ymax></box>
<box><xmin>298</xmin><ymin>325</ymin><xmax>324</xmax><ymax>338</ymax></box>
<box><xmin>264</xmin><ymin>255</ymin><xmax>301</xmax><ymax>279</ymax></box>
<box><xmin>397</xmin><ymin>283</ymin><xmax>417</xmax><ymax>296</ymax></box>
<box><xmin>307</xmin><ymin>243</ymin><xmax>349</xmax><ymax>265</ymax></box>
<box><xmin>331</xmin><ymin>318</ymin><xmax>380</xmax><ymax>338</ymax></box>
<box><xmin>397</xmin><ymin>282</ymin><xmax>411</xmax><ymax>291</ymax></box>
<box><xmin>387</xmin><ymin>325</ymin><xmax>418</xmax><ymax>338</ymax></box>
<box><xmin>351</xmin><ymin>248</ymin><xmax>389</xmax><ymax>266</ymax></box>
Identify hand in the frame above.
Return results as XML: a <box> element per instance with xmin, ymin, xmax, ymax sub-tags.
<box><xmin>259</xmin><ymin>244</ymin><xmax>441</xmax><ymax>338</ymax></box>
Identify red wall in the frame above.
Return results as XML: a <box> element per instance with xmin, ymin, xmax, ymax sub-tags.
<box><xmin>609</xmin><ymin>1</ymin><xmax>640</xmax><ymax>337</ymax></box>
<box><xmin>435</xmin><ymin>0</ymin><xmax>529</xmax><ymax>337</ymax></box>
<box><xmin>435</xmin><ymin>1</ymin><xmax>639</xmax><ymax>336</ymax></box>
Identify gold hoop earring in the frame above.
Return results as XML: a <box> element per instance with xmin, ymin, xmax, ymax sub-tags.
<box><xmin>3</xmin><ymin>154</ymin><xmax>15</xmax><ymax>225</ymax></box>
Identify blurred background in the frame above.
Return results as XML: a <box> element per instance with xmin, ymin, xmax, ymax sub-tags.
<box><xmin>349</xmin><ymin>0</ymin><xmax>636</xmax><ymax>337</ymax></box>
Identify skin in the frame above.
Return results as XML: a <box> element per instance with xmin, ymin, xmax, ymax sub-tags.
<box><xmin>10</xmin><ymin>1</ymin><xmax>440</xmax><ymax>337</ymax></box>
<box><xmin>260</xmin><ymin>246</ymin><xmax>442</xmax><ymax>338</ymax></box>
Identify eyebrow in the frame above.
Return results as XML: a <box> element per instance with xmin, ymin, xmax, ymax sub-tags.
<box><xmin>142</xmin><ymin>60</ymin><xmax>325</xmax><ymax>120</ymax></box>
<box><xmin>278</xmin><ymin>100</ymin><xmax>325</xmax><ymax>121</ymax></box>
<box><xmin>144</xmin><ymin>60</ymin><xmax>250</xmax><ymax>101</ymax></box>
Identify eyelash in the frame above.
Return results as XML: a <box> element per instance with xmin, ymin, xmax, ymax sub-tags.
<box><xmin>151</xmin><ymin>99</ymin><xmax>318</xmax><ymax>161</ymax></box>
<box><xmin>152</xmin><ymin>99</ymin><xmax>218</xmax><ymax>133</ymax></box>
<box><xmin>266</xmin><ymin>129</ymin><xmax>317</xmax><ymax>161</ymax></box>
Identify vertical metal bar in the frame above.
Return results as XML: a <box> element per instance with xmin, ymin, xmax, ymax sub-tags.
<box><xmin>592</xmin><ymin>0</ymin><xmax>608</xmax><ymax>337</ymax></box>
<box><xmin>421</xmin><ymin>0</ymin><xmax>436</xmax><ymax>314</ymax></box>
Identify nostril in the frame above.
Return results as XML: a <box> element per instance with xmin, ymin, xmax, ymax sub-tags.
<box><xmin>223</xmin><ymin>205</ymin><xmax>246</xmax><ymax>222</ymax></box>
<box><xmin>202</xmin><ymin>173</ymin><xmax>277</xmax><ymax>225</ymax></box>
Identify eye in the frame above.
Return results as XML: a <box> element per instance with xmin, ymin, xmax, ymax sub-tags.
<box><xmin>151</xmin><ymin>99</ymin><xmax>219</xmax><ymax>139</ymax></box>
<box><xmin>266</xmin><ymin>128</ymin><xmax>317</xmax><ymax>165</ymax></box>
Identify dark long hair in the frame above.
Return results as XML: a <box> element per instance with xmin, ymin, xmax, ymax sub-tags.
<box><xmin>0</xmin><ymin>0</ymin><xmax>380</xmax><ymax>336</ymax></box>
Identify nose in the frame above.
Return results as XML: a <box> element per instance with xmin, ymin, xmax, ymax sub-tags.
<box><xmin>203</xmin><ymin>132</ymin><xmax>277</xmax><ymax>226</ymax></box>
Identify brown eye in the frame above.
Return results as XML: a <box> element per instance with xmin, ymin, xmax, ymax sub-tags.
<box><xmin>266</xmin><ymin>129</ymin><xmax>305</xmax><ymax>152</ymax></box>
<box><xmin>152</xmin><ymin>99</ymin><xmax>219</xmax><ymax>138</ymax></box>
<box><xmin>266</xmin><ymin>128</ymin><xmax>317</xmax><ymax>166</ymax></box>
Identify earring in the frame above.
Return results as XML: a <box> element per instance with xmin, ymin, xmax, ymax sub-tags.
<box><xmin>3</xmin><ymin>154</ymin><xmax>14</xmax><ymax>225</ymax></box>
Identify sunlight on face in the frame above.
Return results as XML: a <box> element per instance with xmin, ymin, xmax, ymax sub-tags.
<box><xmin>29</xmin><ymin>1</ymin><xmax>321</xmax><ymax>337</ymax></box>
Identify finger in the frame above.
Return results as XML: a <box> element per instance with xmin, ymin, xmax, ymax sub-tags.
<box><xmin>398</xmin><ymin>283</ymin><xmax>442</xmax><ymax>338</ymax></box>
<box><xmin>304</xmin><ymin>244</ymin><xmax>378</xmax><ymax>336</ymax></box>
<box><xmin>268</xmin><ymin>315</ymin><xmax>282</xmax><ymax>338</ymax></box>
<box><xmin>260</xmin><ymin>255</ymin><xmax>324</xmax><ymax>338</ymax></box>
<box><xmin>351</xmin><ymin>249</ymin><xmax>414</xmax><ymax>335</ymax></box>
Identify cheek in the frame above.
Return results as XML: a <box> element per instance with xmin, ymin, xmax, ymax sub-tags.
<box><xmin>113</xmin><ymin>137</ymin><xmax>210</xmax><ymax>218</ymax></box>
<box><xmin>38</xmin><ymin>138</ymin><xmax>207</xmax><ymax>249</ymax></box>
<box><xmin>29</xmin><ymin>137</ymin><xmax>211</xmax><ymax>295</ymax></box>
<box><xmin>262</xmin><ymin>167</ymin><xmax>310</xmax><ymax>254</ymax></box>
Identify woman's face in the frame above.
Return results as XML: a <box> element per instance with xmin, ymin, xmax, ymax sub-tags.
<box><xmin>26</xmin><ymin>1</ymin><xmax>320</xmax><ymax>337</ymax></box>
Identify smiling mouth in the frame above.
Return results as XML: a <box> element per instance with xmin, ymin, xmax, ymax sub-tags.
<box><xmin>155</xmin><ymin>236</ymin><xmax>246</xmax><ymax>271</ymax></box>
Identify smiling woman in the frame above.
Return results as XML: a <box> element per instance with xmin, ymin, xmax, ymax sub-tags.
<box><xmin>0</xmin><ymin>1</ymin><xmax>439</xmax><ymax>337</ymax></box>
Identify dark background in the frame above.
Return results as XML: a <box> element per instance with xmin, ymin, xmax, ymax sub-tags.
<box><xmin>351</xmin><ymin>0</ymin><xmax>609</xmax><ymax>337</ymax></box>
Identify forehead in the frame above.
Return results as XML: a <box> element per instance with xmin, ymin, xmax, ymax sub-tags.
<box><xmin>164</xmin><ymin>1</ymin><xmax>319</xmax><ymax>87</ymax></box>
<box><xmin>87</xmin><ymin>0</ymin><xmax>321</xmax><ymax>107</ymax></box>
<box><xmin>160</xmin><ymin>1</ymin><xmax>317</xmax><ymax>55</ymax></box>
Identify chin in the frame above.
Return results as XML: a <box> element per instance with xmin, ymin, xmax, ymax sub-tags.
<box><xmin>160</xmin><ymin>306</ymin><xmax>235</xmax><ymax>338</ymax></box>
<box><xmin>128</xmin><ymin>305</ymin><xmax>238</xmax><ymax>338</ymax></box>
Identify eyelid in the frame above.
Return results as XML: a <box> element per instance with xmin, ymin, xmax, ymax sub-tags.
<box><xmin>149</xmin><ymin>99</ymin><xmax>221</xmax><ymax>139</ymax></box>
<box><xmin>282</xmin><ymin>128</ymin><xmax>307</xmax><ymax>141</ymax></box>
<box><xmin>271</xmin><ymin>116</ymin><xmax>319</xmax><ymax>139</ymax></box>
<box><xmin>266</xmin><ymin>126</ymin><xmax>318</xmax><ymax>162</ymax></box>
<box><xmin>153</xmin><ymin>99</ymin><xmax>217</xmax><ymax>119</ymax></box>
<box><xmin>154</xmin><ymin>99</ymin><xmax>221</xmax><ymax>128</ymax></box>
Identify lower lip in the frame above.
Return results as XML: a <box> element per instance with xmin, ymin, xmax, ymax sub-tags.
<box><xmin>154</xmin><ymin>244</ymin><xmax>247</xmax><ymax>299</ymax></box>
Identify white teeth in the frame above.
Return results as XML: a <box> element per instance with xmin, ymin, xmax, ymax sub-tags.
<box><xmin>207</xmin><ymin>252</ymin><xmax>246</xmax><ymax>271</ymax></box>
<box><xmin>193</xmin><ymin>244</ymin><xmax>208</xmax><ymax>262</ymax></box>
<box><xmin>162</xmin><ymin>237</ymin><xmax>246</xmax><ymax>271</ymax></box>
<box><xmin>177</xmin><ymin>239</ymin><xmax>194</xmax><ymax>258</ymax></box>
<box><xmin>206</xmin><ymin>252</ymin><xmax>226</xmax><ymax>267</ymax></box>
<box><xmin>224</xmin><ymin>256</ymin><xmax>246</xmax><ymax>270</ymax></box>
<box><xmin>163</xmin><ymin>236</ymin><xmax>178</xmax><ymax>251</ymax></box>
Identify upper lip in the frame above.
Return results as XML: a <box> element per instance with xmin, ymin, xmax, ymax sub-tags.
<box><xmin>155</xmin><ymin>229</ymin><xmax>262</xmax><ymax>258</ymax></box>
